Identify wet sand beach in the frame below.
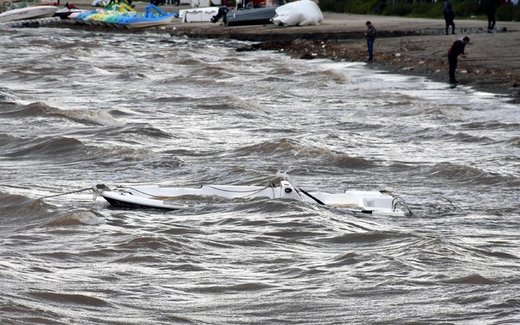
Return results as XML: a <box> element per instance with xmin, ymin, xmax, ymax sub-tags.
<box><xmin>20</xmin><ymin>0</ymin><xmax>520</xmax><ymax>100</ymax></box>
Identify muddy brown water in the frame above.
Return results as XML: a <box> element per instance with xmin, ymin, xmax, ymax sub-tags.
<box><xmin>0</xmin><ymin>27</ymin><xmax>519</xmax><ymax>324</ymax></box>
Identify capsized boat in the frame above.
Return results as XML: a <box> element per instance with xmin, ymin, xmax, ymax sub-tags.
<box><xmin>0</xmin><ymin>5</ymin><xmax>59</xmax><ymax>23</ymax></box>
<box><xmin>92</xmin><ymin>176</ymin><xmax>412</xmax><ymax>216</ymax></box>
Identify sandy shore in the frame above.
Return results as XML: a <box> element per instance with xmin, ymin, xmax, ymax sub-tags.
<box><xmin>46</xmin><ymin>1</ymin><xmax>520</xmax><ymax>101</ymax></box>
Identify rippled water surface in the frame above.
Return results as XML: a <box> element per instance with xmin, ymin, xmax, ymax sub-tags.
<box><xmin>1</xmin><ymin>27</ymin><xmax>519</xmax><ymax>324</ymax></box>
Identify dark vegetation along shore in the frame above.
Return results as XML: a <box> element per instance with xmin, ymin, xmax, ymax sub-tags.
<box><xmin>320</xmin><ymin>0</ymin><xmax>520</xmax><ymax>22</ymax></box>
<box><xmin>170</xmin><ymin>12</ymin><xmax>520</xmax><ymax>101</ymax></box>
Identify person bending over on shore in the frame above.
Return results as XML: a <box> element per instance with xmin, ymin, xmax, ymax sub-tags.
<box><xmin>211</xmin><ymin>6</ymin><xmax>229</xmax><ymax>24</ymax></box>
<box><xmin>448</xmin><ymin>36</ymin><xmax>470</xmax><ymax>86</ymax></box>
<box><xmin>443</xmin><ymin>0</ymin><xmax>455</xmax><ymax>35</ymax></box>
<box><xmin>364</xmin><ymin>21</ymin><xmax>377</xmax><ymax>63</ymax></box>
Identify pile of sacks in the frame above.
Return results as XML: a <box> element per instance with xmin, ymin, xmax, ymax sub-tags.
<box><xmin>272</xmin><ymin>0</ymin><xmax>323</xmax><ymax>26</ymax></box>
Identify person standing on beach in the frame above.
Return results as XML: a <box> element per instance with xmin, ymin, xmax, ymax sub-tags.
<box><xmin>443</xmin><ymin>0</ymin><xmax>455</xmax><ymax>35</ymax></box>
<box><xmin>447</xmin><ymin>36</ymin><xmax>470</xmax><ymax>86</ymax></box>
<box><xmin>364</xmin><ymin>21</ymin><xmax>377</xmax><ymax>63</ymax></box>
<box><xmin>486</xmin><ymin>0</ymin><xmax>499</xmax><ymax>32</ymax></box>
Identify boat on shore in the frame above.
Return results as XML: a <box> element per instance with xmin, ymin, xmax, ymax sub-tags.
<box><xmin>72</xmin><ymin>3</ymin><xmax>173</xmax><ymax>29</ymax></box>
<box><xmin>53</xmin><ymin>3</ymin><xmax>84</xmax><ymax>19</ymax></box>
<box><xmin>0</xmin><ymin>5</ymin><xmax>58</xmax><ymax>23</ymax></box>
<box><xmin>92</xmin><ymin>175</ymin><xmax>412</xmax><ymax>216</ymax></box>
<box><xmin>224</xmin><ymin>6</ymin><xmax>276</xmax><ymax>26</ymax></box>
<box><xmin>119</xmin><ymin>4</ymin><xmax>174</xmax><ymax>29</ymax></box>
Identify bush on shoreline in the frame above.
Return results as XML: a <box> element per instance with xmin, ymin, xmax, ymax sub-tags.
<box><xmin>319</xmin><ymin>0</ymin><xmax>520</xmax><ymax>21</ymax></box>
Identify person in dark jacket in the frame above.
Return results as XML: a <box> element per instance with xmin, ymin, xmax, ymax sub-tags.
<box><xmin>443</xmin><ymin>0</ymin><xmax>455</xmax><ymax>35</ymax></box>
<box><xmin>447</xmin><ymin>36</ymin><xmax>470</xmax><ymax>86</ymax></box>
<box><xmin>364</xmin><ymin>21</ymin><xmax>377</xmax><ymax>63</ymax></box>
<box><xmin>210</xmin><ymin>6</ymin><xmax>230</xmax><ymax>24</ymax></box>
<box><xmin>486</xmin><ymin>0</ymin><xmax>499</xmax><ymax>32</ymax></box>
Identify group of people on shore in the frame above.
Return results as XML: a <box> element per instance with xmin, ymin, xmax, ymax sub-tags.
<box><xmin>364</xmin><ymin>0</ymin><xmax>504</xmax><ymax>87</ymax></box>
<box><xmin>442</xmin><ymin>0</ymin><xmax>504</xmax><ymax>85</ymax></box>
<box><xmin>443</xmin><ymin>0</ymin><xmax>501</xmax><ymax>34</ymax></box>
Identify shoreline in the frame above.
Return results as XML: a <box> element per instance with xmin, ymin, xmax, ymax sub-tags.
<box><xmin>167</xmin><ymin>12</ymin><xmax>520</xmax><ymax>102</ymax></box>
<box><xmin>18</xmin><ymin>1</ymin><xmax>520</xmax><ymax>101</ymax></box>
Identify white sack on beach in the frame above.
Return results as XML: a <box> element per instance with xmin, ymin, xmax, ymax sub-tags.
<box><xmin>272</xmin><ymin>0</ymin><xmax>323</xmax><ymax>26</ymax></box>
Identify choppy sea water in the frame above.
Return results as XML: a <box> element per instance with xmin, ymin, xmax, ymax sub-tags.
<box><xmin>0</xmin><ymin>27</ymin><xmax>519</xmax><ymax>324</ymax></box>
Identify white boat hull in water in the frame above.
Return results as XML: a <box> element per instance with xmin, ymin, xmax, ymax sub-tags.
<box><xmin>93</xmin><ymin>179</ymin><xmax>412</xmax><ymax>216</ymax></box>
<box><xmin>0</xmin><ymin>6</ymin><xmax>59</xmax><ymax>23</ymax></box>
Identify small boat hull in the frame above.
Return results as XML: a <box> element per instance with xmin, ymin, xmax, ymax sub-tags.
<box><xmin>102</xmin><ymin>195</ymin><xmax>179</xmax><ymax>210</ymax></box>
<box><xmin>0</xmin><ymin>6</ymin><xmax>59</xmax><ymax>23</ymax></box>
<box><xmin>124</xmin><ymin>14</ymin><xmax>174</xmax><ymax>29</ymax></box>
<box><xmin>225</xmin><ymin>7</ymin><xmax>276</xmax><ymax>26</ymax></box>
<box><xmin>53</xmin><ymin>7</ymin><xmax>84</xmax><ymax>19</ymax></box>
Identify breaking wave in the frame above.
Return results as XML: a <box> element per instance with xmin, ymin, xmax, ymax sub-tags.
<box><xmin>1</xmin><ymin>101</ymin><xmax>115</xmax><ymax>125</ymax></box>
<box><xmin>234</xmin><ymin>139</ymin><xmax>374</xmax><ymax>168</ymax></box>
<box><xmin>1</xmin><ymin>136</ymin><xmax>86</xmax><ymax>158</ymax></box>
<box><xmin>427</xmin><ymin>162</ymin><xmax>517</xmax><ymax>185</ymax></box>
<box><xmin>28</xmin><ymin>291</ymin><xmax>110</xmax><ymax>307</ymax></box>
<box><xmin>45</xmin><ymin>210</ymin><xmax>105</xmax><ymax>227</ymax></box>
